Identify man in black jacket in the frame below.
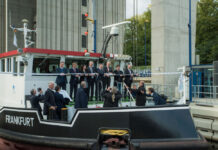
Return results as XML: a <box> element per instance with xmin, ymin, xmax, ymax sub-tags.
<box><xmin>136</xmin><ymin>81</ymin><xmax>146</xmax><ymax>106</ymax></box>
<box><xmin>30</xmin><ymin>89</ymin><xmax>43</xmax><ymax>119</ymax></box>
<box><xmin>148</xmin><ymin>88</ymin><xmax>166</xmax><ymax>105</ymax></box>
<box><xmin>103</xmin><ymin>61</ymin><xmax>113</xmax><ymax>90</ymax></box>
<box><xmin>54</xmin><ymin>85</ymin><xmax>66</xmax><ymax>120</ymax></box>
<box><xmin>55</xmin><ymin>61</ymin><xmax>68</xmax><ymax>90</ymax></box>
<box><xmin>75</xmin><ymin>81</ymin><xmax>88</xmax><ymax>108</ymax></box>
<box><xmin>69</xmin><ymin>63</ymin><xmax>79</xmax><ymax>100</ymax></box>
<box><xmin>114</xmin><ymin>65</ymin><xmax>123</xmax><ymax>93</ymax></box>
<box><xmin>124</xmin><ymin>64</ymin><xmax>134</xmax><ymax>98</ymax></box>
<box><xmin>96</xmin><ymin>64</ymin><xmax>104</xmax><ymax>101</ymax></box>
<box><xmin>43</xmin><ymin>82</ymin><xmax>57</xmax><ymax>120</ymax></box>
<box><xmin>86</xmin><ymin>61</ymin><xmax>96</xmax><ymax>101</ymax></box>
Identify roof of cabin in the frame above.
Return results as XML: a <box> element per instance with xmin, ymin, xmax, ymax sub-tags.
<box><xmin>0</xmin><ymin>48</ymin><xmax>108</xmax><ymax>59</ymax></box>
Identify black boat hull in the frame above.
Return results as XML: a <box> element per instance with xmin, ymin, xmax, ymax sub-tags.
<box><xmin>0</xmin><ymin>105</ymin><xmax>209</xmax><ymax>150</ymax></box>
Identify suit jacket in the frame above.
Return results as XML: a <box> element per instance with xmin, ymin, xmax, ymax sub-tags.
<box><xmin>43</xmin><ymin>88</ymin><xmax>57</xmax><ymax>115</ymax></box>
<box><xmin>55</xmin><ymin>67</ymin><xmax>68</xmax><ymax>85</ymax></box>
<box><xmin>79</xmin><ymin>70</ymin><xmax>87</xmax><ymax>83</ymax></box>
<box><xmin>86</xmin><ymin>67</ymin><xmax>96</xmax><ymax>82</ymax></box>
<box><xmin>103</xmin><ymin>66</ymin><xmax>113</xmax><ymax>81</ymax></box>
<box><xmin>136</xmin><ymin>86</ymin><xmax>146</xmax><ymax>106</ymax></box>
<box><xmin>54</xmin><ymin>92</ymin><xmax>65</xmax><ymax>108</ymax></box>
<box><xmin>69</xmin><ymin>68</ymin><xmax>79</xmax><ymax>84</ymax></box>
<box><xmin>114</xmin><ymin>70</ymin><xmax>123</xmax><ymax>82</ymax></box>
<box><xmin>30</xmin><ymin>95</ymin><xmax>42</xmax><ymax>112</ymax></box>
<box><xmin>96</xmin><ymin>68</ymin><xmax>104</xmax><ymax>81</ymax></box>
<box><xmin>124</xmin><ymin>69</ymin><xmax>134</xmax><ymax>84</ymax></box>
<box><xmin>153</xmin><ymin>92</ymin><xmax>166</xmax><ymax>105</ymax></box>
<box><xmin>75</xmin><ymin>88</ymin><xmax>88</xmax><ymax>109</ymax></box>
<box><xmin>102</xmin><ymin>91</ymin><xmax>122</xmax><ymax>108</ymax></box>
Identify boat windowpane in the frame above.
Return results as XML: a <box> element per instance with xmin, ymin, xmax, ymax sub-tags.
<box><xmin>20</xmin><ymin>62</ymin><xmax>25</xmax><ymax>74</ymax></box>
<box><xmin>7</xmin><ymin>58</ymin><xmax>11</xmax><ymax>72</ymax></box>
<box><xmin>13</xmin><ymin>57</ymin><xmax>18</xmax><ymax>75</ymax></box>
<box><xmin>32</xmin><ymin>58</ymin><xmax>60</xmax><ymax>73</ymax></box>
<box><xmin>1</xmin><ymin>59</ymin><xmax>5</xmax><ymax>72</ymax></box>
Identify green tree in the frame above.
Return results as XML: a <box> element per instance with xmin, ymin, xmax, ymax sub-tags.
<box><xmin>124</xmin><ymin>10</ymin><xmax>151</xmax><ymax>66</ymax></box>
<box><xmin>196</xmin><ymin>0</ymin><xmax>218</xmax><ymax>64</ymax></box>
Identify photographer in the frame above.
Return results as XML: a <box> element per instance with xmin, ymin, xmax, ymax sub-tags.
<box><xmin>102</xmin><ymin>87</ymin><xmax>122</xmax><ymax>108</ymax></box>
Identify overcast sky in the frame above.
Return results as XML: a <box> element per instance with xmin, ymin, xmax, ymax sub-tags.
<box><xmin>126</xmin><ymin>0</ymin><xmax>151</xmax><ymax>18</ymax></box>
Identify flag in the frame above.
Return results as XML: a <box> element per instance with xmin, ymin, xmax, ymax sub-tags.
<box><xmin>13</xmin><ymin>32</ymin><xmax>18</xmax><ymax>47</ymax></box>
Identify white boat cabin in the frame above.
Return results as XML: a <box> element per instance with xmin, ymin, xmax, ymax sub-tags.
<box><xmin>0</xmin><ymin>48</ymin><xmax>131</xmax><ymax>108</ymax></box>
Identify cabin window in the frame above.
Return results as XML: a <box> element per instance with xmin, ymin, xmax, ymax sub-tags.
<box><xmin>82</xmin><ymin>35</ymin><xmax>87</xmax><ymax>48</ymax></box>
<box><xmin>32</xmin><ymin>57</ymin><xmax>60</xmax><ymax>73</ymax></box>
<box><xmin>20</xmin><ymin>62</ymin><xmax>24</xmax><ymax>74</ymax></box>
<box><xmin>7</xmin><ymin>58</ymin><xmax>11</xmax><ymax>72</ymax></box>
<box><xmin>1</xmin><ymin>59</ymin><xmax>5</xmax><ymax>72</ymax></box>
<box><xmin>13</xmin><ymin>57</ymin><xmax>18</xmax><ymax>75</ymax></box>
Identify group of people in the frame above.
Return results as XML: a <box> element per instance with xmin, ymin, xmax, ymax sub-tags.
<box><xmin>55</xmin><ymin>61</ymin><xmax>136</xmax><ymax>101</ymax></box>
<box><xmin>130</xmin><ymin>81</ymin><xmax>167</xmax><ymax>107</ymax></box>
<box><xmin>30</xmin><ymin>82</ymin><xmax>70</xmax><ymax>120</ymax></box>
<box><xmin>29</xmin><ymin>61</ymin><xmax>167</xmax><ymax>121</ymax></box>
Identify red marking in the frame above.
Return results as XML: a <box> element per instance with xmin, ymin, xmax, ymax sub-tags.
<box><xmin>0</xmin><ymin>48</ymin><xmax>108</xmax><ymax>58</ymax></box>
<box><xmin>85</xmin><ymin>31</ymin><xmax>88</xmax><ymax>36</ymax></box>
<box><xmin>85</xmin><ymin>13</ymin><xmax>88</xmax><ymax>17</ymax></box>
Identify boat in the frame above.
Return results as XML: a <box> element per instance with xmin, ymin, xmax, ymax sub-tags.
<box><xmin>0</xmin><ymin>21</ymin><xmax>209</xmax><ymax>150</ymax></box>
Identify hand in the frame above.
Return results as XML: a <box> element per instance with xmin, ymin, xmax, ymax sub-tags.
<box><xmin>76</xmin><ymin>75</ymin><xmax>79</xmax><ymax>77</ymax></box>
<box><xmin>60</xmin><ymin>73</ymin><xmax>65</xmax><ymax>76</ymax></box>
<box><xmin>107</xmin><ymin>87</ymin><xmax>111</xmax><ymax>91</ymax></box>
<box><xmin>131</xmin><ymin>74</ymin><xmax>133</xmax><ymax>77</ymax></box>
<box><xmin>50</xmin><ymin>106</ymin><xmax>56</xmax><ymax>110</ymax></box>
<box><xmin>141</xmin><ymin>90</ymin><xmax>145</xmax><ymax>94</ymax></box>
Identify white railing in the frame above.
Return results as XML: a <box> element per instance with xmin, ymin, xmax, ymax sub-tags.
<box><xmin>192</xmin><ymin>85</ymin><xmax>218</xmax><ymax>99</ymax></box>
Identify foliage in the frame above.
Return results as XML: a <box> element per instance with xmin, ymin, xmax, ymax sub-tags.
<box><xmin>124</xmin><ymin>9</ymin><xmax>151</xmax><ymax>66</ymax></box>
<box><xmin>196</xmin><ymin>0</ymin><xmax>218</xmax><ymax>64</ymax></box>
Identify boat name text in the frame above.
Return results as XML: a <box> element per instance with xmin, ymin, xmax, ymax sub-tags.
<box><xmin>5</xmin><ymin>115</ymin><xmax>34</xmax><ymax>127</ymax></box>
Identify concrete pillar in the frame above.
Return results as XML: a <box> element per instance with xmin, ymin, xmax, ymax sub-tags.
<box><xmin>151</xmin><ymin>0</ymin><xmax>197</xmax><ymax>85</ymax></box>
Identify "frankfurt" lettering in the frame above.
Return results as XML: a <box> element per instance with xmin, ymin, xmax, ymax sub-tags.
<box><xmin>5</xmin><ymin>115</ymin><xmax>34</xmax><ymax>127</ymax></box>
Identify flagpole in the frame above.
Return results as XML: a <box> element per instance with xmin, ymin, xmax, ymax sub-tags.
<box><xmin>5</xmin><ymin>0</ymin><xmax>8</xmax><ymax>52</ymax></box>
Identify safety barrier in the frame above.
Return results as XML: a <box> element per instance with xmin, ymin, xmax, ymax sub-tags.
<box><xmin>192</xmin><ymin>85</ymin><xmax>218</xmax><ymax>99</ymax></box>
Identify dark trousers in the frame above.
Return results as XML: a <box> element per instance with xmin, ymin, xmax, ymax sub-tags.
<box><xmin>124</xmin><ymin>82</ymin><xmax>132</xmax><ymax>98</ymax></box>
<box><xmin>70</xmin><ymin>83</ymin><xmax>78</xmax><ymax>100</ymax></box>
<box><xmin>57</xmin><ymin>83</ymin><xmax>66</xmax><ymax>90</ymax></box>
<box><xmin>88</xmin><ymin>79</ymin><xmax>95</xmax><ymax>101</ymax></box>
<box><xmin>103</xmin><ymin>77</ymin><xmax>111</xmax><ymax>90</ymax></box>
<box><xmin>95</xmin><ymin>80</ymin><xmax>103</xmax><ymax>101</ymax></box>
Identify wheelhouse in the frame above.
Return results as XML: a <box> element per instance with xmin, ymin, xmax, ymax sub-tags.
<box><xmin>0</xmin><ymin>48</ymin><xmax>131</xmax><ymax>108</ymax></box>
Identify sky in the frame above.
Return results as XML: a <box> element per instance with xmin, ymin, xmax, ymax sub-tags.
<box><xmin>126</xmin><ymin>0</ymin><xmax>151</xmax><ymax>19</ymax></box>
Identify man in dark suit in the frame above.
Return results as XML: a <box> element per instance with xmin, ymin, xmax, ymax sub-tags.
<box><xmin>54</xmin><ymin>85</ymin><xmax>65</xmax><ymax>120</ymax></box>
<box><xmin>136</xmin><ymin>81</ymin><xmax>147</xmax><ymax>106</ymax></box>
<box><xmin>148</xmin><ymin>88</ymin><xmax>166</xmax><ymax>105</ymax></box>
<box><xmin>103</xmin><ymin>61</ymin><xmax>113</xmax><ymax>90</ymax></box>
<box><xmin>86</xmin><ymin>61</ymin><xmax>96</xmax><ymax>101</ymax></box>
<box><xmin>43</xmin><ymin>82</ymin><xmax>57</xmax><ymax>120</ymax></box>
<box><xmin>114</xmin><ymin>65</ymin><xmax>123</xmax><ymax>93</ymax></box>
<box><xmin>69</xmin><ymin>63</ymin><xmax>79</xmax><ymax>100</ymax></box>
<box><xmin>124</xmin><ymin>64</ymin><xmax>134</xmax><ymax>98</ymax></box>
<box><xmin>75</xmin><ymin>81</ymin><xmax>88</xmax><ymax>108</ymax></box>
<box><xmin>30</xmin><ymin>89</ymin><xmax>43</xmax><ymax>119</ymax></box>
<box><xmin>55</xmin><ymin>61</ymin><xmax>68</xmax><ymax>90</ymax></box>
<box><xmin>96</xmin><ymin>64</ymin><xmax>104</xmax><ymax>101</ymax></box>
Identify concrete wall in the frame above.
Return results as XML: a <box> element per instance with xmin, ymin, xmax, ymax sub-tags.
<box><xmin>151</xmin><ymin>0</ymin><xmax>197</xmax><ymax>85</ymax></box>
<box><xmin>0</xmin><ymin>0</ymin><xmax>36</xmax><ymax>53</ymax></box>
<box><xmin>36</xmin><ymin>0</ymin><xmax>126</xmax><ymax>53</ymax></box>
